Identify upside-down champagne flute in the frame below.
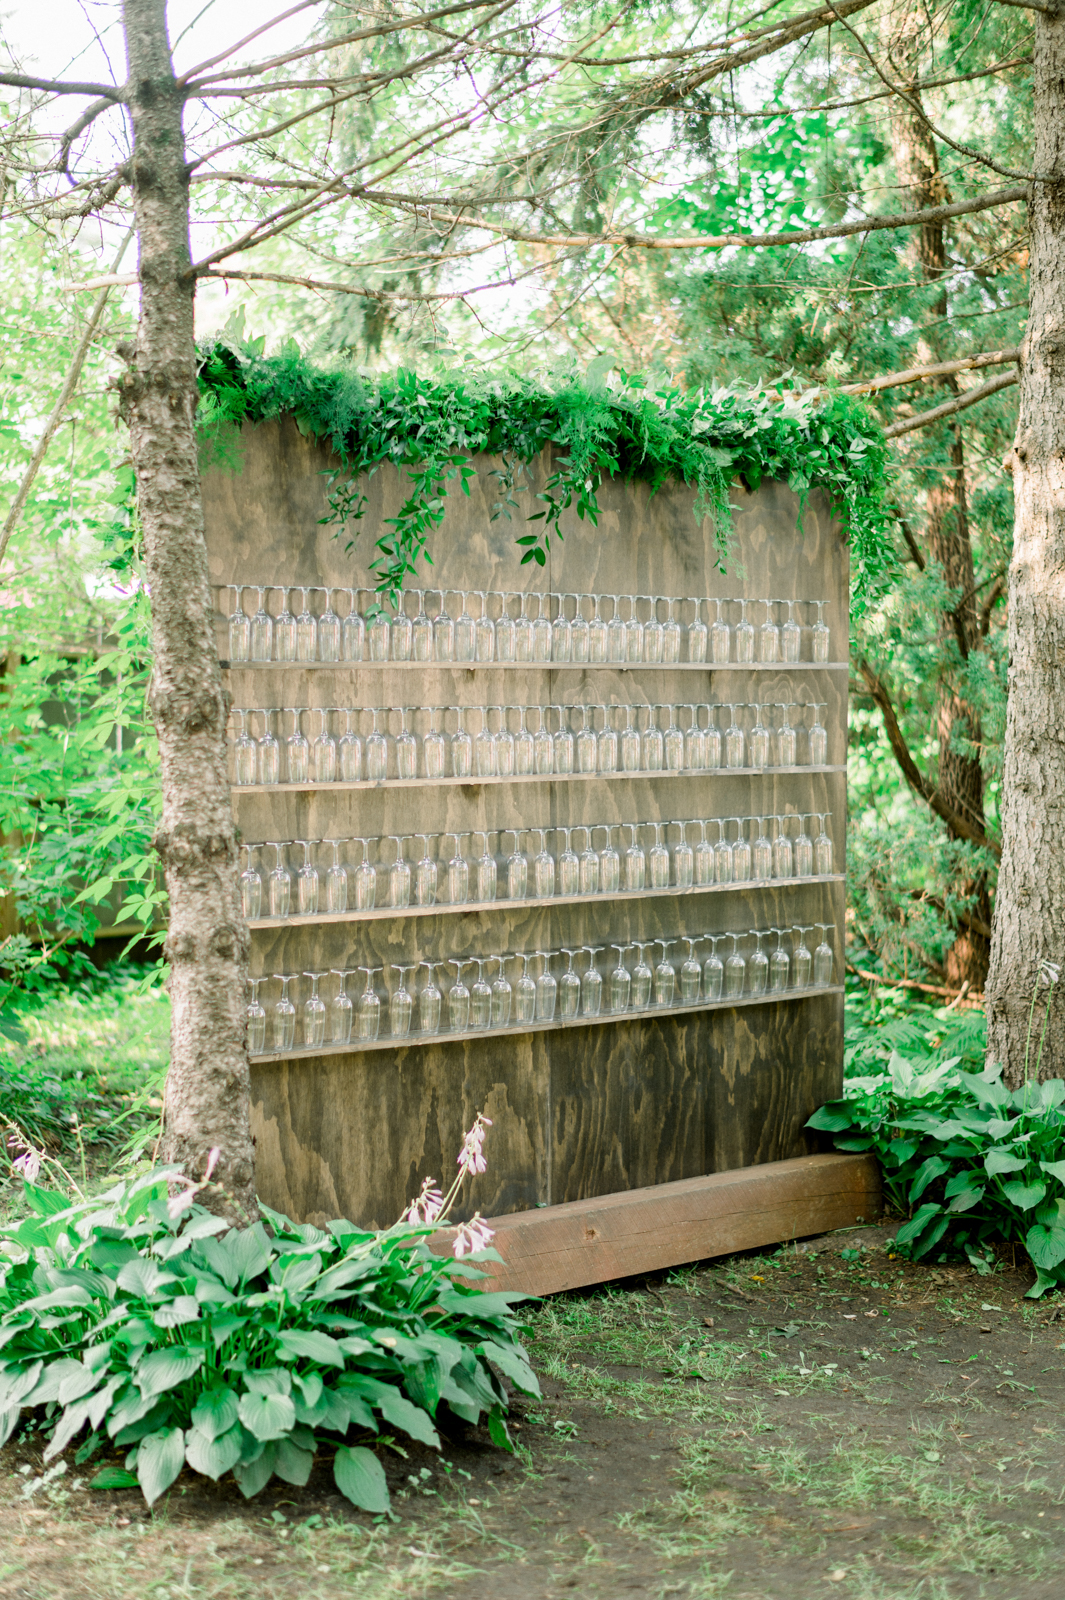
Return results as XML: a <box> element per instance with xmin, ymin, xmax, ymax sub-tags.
<box><xmin>413</xmin><ymin>833</ymin><xmax>438</xmax><ymax>907</ymax></box>
<box><xmin>256</xmin><ymin>708</ymin><xmax>280</xmax><ymax>785</ymax></box>
<box><xmin>503</xmin><ymin>828</ymin><xmax>528</xmax><ymax>901</ymax></box>
<box><xmin>272</xmin><ymin>973</ymin><xmax>296</xmax><ymax>1051</ymax></box>
<box><xmin>684</xmin><ymin>704</ymin><xmax>706</xmax><ymax>772</ymax></box>
<box><xmin>454</xmin><ymin>591</ymin><xmax>476</xmax><ymax>663</ymax></box>
<box><xmin>670</xmin><ymin>819</ymin><xmax>694</xmax><ymax>888</ymax></box>
<box><xmin>514</xmin><ymin>953</ymin><xmax>537</xmax><ymax>1024</ymax></box>
<box><xmin>228</xmin><ymin>586</ymin><xmax>251</xmax><ymax>662</ymax></box>
<box><xmin>240</xmin><ymin>845</ymin><xmax>262</xmax><ymax>920</ymax></box>
<box><xmin>423</xmin><ymin>706</ymin><xmax>445</xmax><ymax>780</ymax></box>
<box><xmin>551</xmin><ymin>593</ymin><xmax>572</xmax><ymax>663</ymax></box>
<box><xmin>703</xmin><ymin>703</ymin><xmax>723</xmax><ymax>770</ymax></box>
<box><xmin>607</xmin><ymin>595</ymin><xmax>626</xmax><ymax>663</ymax></box>
<box><xmin>814</xmin><ymin>812</ymin><xmax>833</xmax><ymax>874</ymax></box>
<box><xmin>313</xmin><ymin>709</ymin><xmax>337</xmax><ymax>783</ymax></box>
<box><xmin>264</xmin><ymin>586</ymin><xmax>292</xmax><ymax>664</ymax></box>
<box><xmin>748</xmin><ymin>930</ymin><xmax>770</xmax><ymax>996</ymax></box>
<box><xmin>620</xmin><ymin>704</ymin><xmax>641</xmax><ymax>772</ymax></box>
<box><xmin>295</xmin><ymin>839</ymin><xmax>319</xmax><ymax>915</ymax></box>
<box><xmin>776</xmin><ymin>702</ymin><xmax>798</xmax><ymax>767</ymax></box>
<box><xmin>576</xmin><ymin>826</ymin><xmax>599</xmax><ymax>896</ymax></box>
<box><xmin>814</xmin><ymin>924</ymin><xmax>835</xmax><ymax>986</ymax></box>
<box><xmin>444</xmin><ymin>832</ymin><xmax>470</xmax><ymax>906</ymax></box>
<box><xmin>450</xmin><ymin>704</ymin><xmax>473</xmax><ymax>779</ymax></box>
<box><xmin>552</xmin><ymin>703</ymin><xmax>574</xmax><ymax>774</ymax></box>
<box><xmin>493</xmin><ymin>705</ymin><xmax>515</xmax><ymax>777</ymax></box>
<box><xmin>625</xmin><ymin>595</ymin><xmax>644</xmax><ymax>662</ymax></box>
<box><xmin>389</xmin><ymin>835</ymin><xmax>412</xmax><ymax>909</ymax></box>
<box><xmin>246</xmin><ymin>978</ymin><xmax>267</xmax><ymax>1054</ymax></box>
<box><xmin>234</xmin><ymin>709</ymin><xmax>257</xmax><ymax>786</ymax></box>
<box><xmin>411</xmin><ymin>590</ymin><xmax>433</xmax><ymax>662</ymax></box>
<box><xmin>773</xmin><ymin>815</ymin><xmax>794</xmax><ymax>880</ymax></box>
<box><xmin>356</xmin><ymin>967</ymin><xmax>382</xmax><ymax>1041</ymax></box>
<box><xmin>623</xmin><ymin>822</ymin><xmax>646</xmax><ymax>892</ymax></box>
<box><xmin>495</xmin><ymin>592</ymin><xmax>517</xmax><ymax>663</ymax></box>
<box><xmin>631</xmin><ymin>942</ymin><xmax>654</xmax><ymax>1009</ymax></box>
<box><xmin>367</xmin><ymin>598</ymin><xmax>390</xmax><ymax>662</ymax></box>
<box><xmin>662</xmin><ymin>703</ymin><xmax>684</xmax><ymax>771</ymax></box>
<box><xmin>267</xmin><ymin>842</ymin><xmax>291</xmax><ymax>919</ymax></box>
<box><xmin>294</xmin><ymin>588</ymin><xmax>316</xmax><ymax>662</ymax></box>
<box><xmin>769</xmin><ymin>929</ymin><xmax>791</xmax><ymax>993</ymax></box>
<box><xmin>470</xmin><ymin>959</ymin><xmax>493</xmax><ymax>1030</ymax></box>
<box><xmin>529</xmin><ymin>827</ymin><xmax>555</xmax><ymax>898</ymax></box>
<box><xmin>571</xmin><ymin>594</ymin><xmax>590</xmax><ymax>663</ymax></box>
<box><xmin>475</xmin><ymin>592</ymin><xmax>495</xmax><ymax>663</ymax></box>
<box><xmin>418</xmin><ymin>961</ymin><xmax>443</xmax><ymax>1035</ymax></box>
<box><xmin>317</xmin><ymin>588</ymin><xmax>341</xmax><ymax>662</ymax></box>
<box><xmin>694</xmin><ymin>820</ymin><xmax>714</xmax><ymax>887</ymax></box>
<box><xmin>589</xmin><ymin>594</ymin><xmax>608</xmax><ymax>663</ymax></box>
<box><xmin>532</xmin><ymin>705</ymin><xmax>553</xmax><ymax>775</ymax></box>
<box><xmin>811</xmin><ymin>600</ymin><xmax>830</xmax><ymax>663</ymax></box>
<box><xmin>365</xmin><ymin>707</ymin><xmax>388</xmax><ymax>782</ymax></box>
<box><xmin>555</xmin><ymin>826</ymin><xmax>579</xmax><ymax>896</ymax></box>
<box><xmin>250</xmin><ymin>587</ymin><xmax>273</xmax><ymax>663</ymax></box>
<box><xmin>686</xmin><ymin>598</ymin><xmax>708</xmax><ymax>664</ymax></box>
<box><xmin>662</xmin><ymin>597</ymin><xmax>681</xmax><ymax>664</ymax></box>
<box><xmin>653</xmin><ymin>939</ymin><xmax>677</xmax><ymax>1006</ymax></box>
<box><xmin>679</xmin><ymin>938</ymin><xmax>702</xmax><ymax>1003</ymax></box>
<box><xmin>596</xmin><ymin>824</ymin><xmax>621</xmax><ymax>894</ymax></box>
<box><xmin>353</xmin><ymin>837</ymin><xmax>377</xmax><ymax>910</ymax></box>
<box><xmin>701</xmin><ymin>935</ymin><xmax>725</xmax><ymax>1002</ymax></box>
<box><xmin>724</xmin><ymin>934</ymin><xmax>746</xmax><ymax>998</ymax></box>
<box><xmin>394</xmin><ymin>706</ymin><xmax>417</xmax><ymax>780</ymax></box>
<box><xmin>647</xmin><ymin>822</ymin><xmax>670</xmax><ymax>890</ymax></box>
<box><xmin>325</xmin><ymin>839</ymin><xmax>348</xmax><ymax>912</ymax></box>
<box><xmin>643</xmin><ymin>595</ymin><xmax>664</xmax><ymax>663</ymax></box>
<box><xmin>724</xmin><ymin>704</ymin><xmax>746</xmax><ymax>769</ymax></box>
<box><xmin>433</xmin><ymin>590</ymin><xmax>454</xmax><ymax>662</ymax></box>
<box><xmin>792</xmin><ymin>926</ymin><xmax>814</xmax><ymax>989</ymax></box>
<box><xmin>489</xmin><ymin>956</ymin><xmax>513</xmax><ymax>1027</ymax></box>
<box><xmin>749</xmin><ymin>702</ymin><xmax>771</xmax><ymax>770</ymax></box>
<box><xmin>581</xmin><ymin>947</ymin><xmax>604</xmax><ymax>1016</ymax></box>
<box><xmin>808</xmin><ymin>701</ymin><xmax>828</xmax><ymax>766</ymax></box>
<box><xmin>730</xmin><ymin>816</ymin><xmax>752</xmax><ymax>882</ymax></box>
<box><xmin>389</xmin><ymin>965</ymin><xmax>416</xmax><ymax>1039</ymax></box>
<box><xmin>781</xmin><ymin>599</ymin><xmax>801</xmax><ymax>663</ymax></box>
<box><xmin>531</xmin><ymin>593</ymin><xmax>552</xmax><ymax>663</ymax></box>
<box><xmin>514</xmin><ymin>592</ymin><xmax>534</xmax><ymax>663</ymax></box>
<box><xmin>513</xmin><ymin>705</ymin><xmax>534</xmax><ymax>776</ymax></box>
<box><xmin>559</xmin><ymin>948</ymin><xmax>581</xmax><ymax>1020</ymax></box>
<box><xmin>391</xmin><ymin>593</ymin><xmax>413</xmax><ymax>662</ymax></box>
<box><xmin>448</xmin><ymin>960</ymin><xmax>473</xmax><ymax>1032</ymax></box>
<box><xmin>342</xmin><ymin>589</ymin><xmax>364</xmax><ymax>662</ymax></box>
<box><xmin>609</xmin><ymin>944</ymin><xmax>633</xmax><ymax>1012</ymax></box>
<box><xmin>710</xmin><ymin>598</ymin><xmax>730</xmax><ymax>664</ymax></box>
<box><xmin>759</xmin><ymin>598</ymin><xmax>779</xmax><ymax>663</ymax></box>
<box><xmin>474</xmin><ymin>705</ymin><xmax>497</xmax><ymax>778</ymax></box>
<box><xmin>302</xmin><ymin>970</ymin><xmax>327</xmax><ymax>1047</ymax></box>
<box><xmin>735</xmin><ymin>598</ymin><xmax>755</xmax><ymax>663</ymax></box>
<box><xmin>712</xmin><ymin>818</ymin><xmax>732</xmax><ymax>885</ymax></box>
<box><xmin>472</xmin><ymin>830</ymin><xmax>497</xmax><ymax>904</ymax></box>
<box><xmin>338</xmin><ymin>708</ymin><xmax>362</xmax><ymax>782</ymax></box>
<box><xmin>641</xmin><ymin>704</ymin><xmax>664</xmax><ymax>772</ymax></box>
<box><xmin>753</xmin><ymin>816</ymin><xmax>773</xmax><ymax>882</ymax></box>
<box><xmin>286</xmin><ymin>708</ymin><xmax>309</xmax><ymax>784</ymax></box>
<box><xmin>534</xmin><ymin>951</ymin><xmax>557</xmax><ymax>1021</ymax></box>
<box><xmin>597</xmin><ymin>703</ymin><xmax>618</xmax><ymax>773</ymax></box>
<box><xmin>576</xmin><ymin>704</ymin><xmax>597</xmax><ymax>774</ymax></box>
<box><xmin>794</xmin><ymin>813</ymin><xmax>814</xmax><ymax>878</ymax></box>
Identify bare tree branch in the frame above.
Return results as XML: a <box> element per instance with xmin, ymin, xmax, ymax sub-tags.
<box><xmin>175</xmin><ymin>0</ymin><xmax>324</xmax><ymax>83</ymax></box>
<box><xmin>0</xmin><ymin>73</ymin><xmax>122</xmax><ymax>98</ymax></box>
<box><xmin>838</xmin><ymin>347</ymin><xmax>1021</xmax><ymax>395</ymax></box>
<box><xmin>884</xmin><ymin>371</ymin><xmax>1020</xmax><ymax>437</ymax></box>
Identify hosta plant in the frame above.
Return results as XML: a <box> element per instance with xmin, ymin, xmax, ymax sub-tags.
<box><xmin>0</xmin><ymin>1121</ymin><xmax>538</xmax><ymax>1510</ymax></box>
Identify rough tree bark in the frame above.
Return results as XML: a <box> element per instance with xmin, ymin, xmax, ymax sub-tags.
<box><xmin>985</xmin><ymin>10</ymin><xmax>1065</xmax><ymax>1085</ymax></box>
<box><xmin>883</xmin><ymin>5</ymin><xmax>992</xmax><ymax>990</ymax></box>
<box><xmin>119</xmin><ymin>0</ymin><xmax>256</xmax><ymax>1216</ymax></box>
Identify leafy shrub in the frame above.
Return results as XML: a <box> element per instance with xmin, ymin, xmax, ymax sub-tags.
<box><xmin>809</xmin><ymin>1050</ymin><xmax>1065</xmax><ymax>1297</ymax></box>
<box><xmin>0</xmin><ymin>1170</ymin><xmax>538</xmax><ymax>1510</ymax></box>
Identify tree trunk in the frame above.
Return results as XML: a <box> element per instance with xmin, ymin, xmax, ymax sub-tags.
<box><xmin>120</xmin><ymin>0</ymin><xmax>256</xmax><ymax>1217</ymax></box>
<box><xmin>884</xmin><ymin>10</ymin><xmax>990</xmax><ymax>991</ymax></box>
<box><xmin>985</xmin><ymin>12</ymin><xmax>1065</xmax><ymax>1085</ymax></box>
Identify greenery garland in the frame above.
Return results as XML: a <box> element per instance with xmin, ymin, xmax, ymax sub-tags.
<box><xmin>197</xmin><ymin>319</ymin><xmax>892</xmax><ymax>610</ymax></box>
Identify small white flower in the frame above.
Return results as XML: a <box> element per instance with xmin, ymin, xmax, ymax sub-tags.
<box><xmin>1039</xmin><ymin>960</ymin><xmax>1061</xmax><ymax>986</ymax></box>
<box><xmin>404</xmin><ymin>1178</ymin><xmax>444</xmax><ymax>1225</ymax></box>
<box><xmin>453</xmin><ymin>1214</ymin><xmax>494</xmax><ymax>1259</ymax></box>
<box><xmin>13</xmin><ymin>1150</ymin><xmax>41</xmax><ymax>1182</ymax></box>
<box><xmin>457</xmin><ymin>1115</ymin><xmax>492</xmax><ymax>1177</ymax></box>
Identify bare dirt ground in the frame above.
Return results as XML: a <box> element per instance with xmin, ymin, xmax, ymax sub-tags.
<box><xmin>2</xmin><ymin>1223</ymin><xmax>1063</xmax><ymax>1600</ymax></box>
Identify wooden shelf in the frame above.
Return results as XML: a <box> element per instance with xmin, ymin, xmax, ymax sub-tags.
<box><xmin>231</xmin><ymin>763</ymin><xmax>846</xmax><ymax>796</ymax></box>
<box><xmin>250</xmin><ymin>983</ymin><xmax>845</xmax><ymax>1064</ymax></box>
<box><xmin>224</xmin><ymin>659</ymin><xmax>848</xmax><ymax>674</ymax></box>
<box><xmin>245</xmin><ymin>872</ymin><xmax>844</xmax><ymax>929</ymax></box>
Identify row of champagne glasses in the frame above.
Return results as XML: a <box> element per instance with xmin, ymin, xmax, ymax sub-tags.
<box><xmin>226</xmin><ymin>586</ymin><xmax>832</xmax><ymax>666</ymax></box>
<box><xmin>239</xmin><ymin>812</ymin><xmax>835</xmax><ymax>918</ymax></box>
<box><xmin>247</xmin><ymin>924</ymin><xmax>838</xmax><ymax>1052</ymax></box>
<box><xmin>231</xmin><ymin>700</ymin><xmax>830</xmax><ymax>786</ymax></box>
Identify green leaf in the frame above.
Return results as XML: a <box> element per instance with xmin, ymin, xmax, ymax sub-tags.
<box><xmin>135</xmin><ymin>1426</ymin><xmax>185</xmax><ymax>1506</ymax></box>
<box><xmin>487</xmin><ymin>1406</ymin><xmax>512</xmax><ymax>1451</ymax></box>
<box><xmin>478</xmin><ymin>1339</ymin><xmax>540</xmax><ymax>1397</ymax></box>
<box><xmin>233</xmin><ymin>1441</ymin><xmax>277</xmax><ymax>1499</ymax></box>
<box><xmin>333</xmin><ymin>1445</ymin><xmax>390</xmax><ymax>1513</ymax></box>
<box><xmin>894</xmin><ymin>1203</ymin><xmax>942</xmax><ymax>1247</ymax></box>
<box><xmin>1040</xmin><ymin>1159</ymin><xmax>1065</xmax><ymax>1184</ymax></box>
<box><xmin>153</xmin><ymin>1297</ymin><xmax>201</xmax><ymax>1328</ymax></box>
<box><xmin>274</xmin><ymin>1437</ymin><xmax>314</xmax><ymax>1486</ymax></box>
<box><xmin>908</xmin><ymin>1157</ymin><xmax>950</xmax><ymax>1204</ymax></box>
<box><xmin>136</xmin><ymin>1347</ymin><xmax>204</xmax><ymax>1398</ymax></box>
<box><xmin>89</xmin><ymin>1467</ymin><xmax>139</xmax><ymax>1490</ymax></box>
<box><xmin>806</xmin><ymin>1104</ymin><xmax>854</xmax><ymax>1132</ymax></box>
<box><xmin>190</xmin><ymin>1387</ymin><xmax>239</xmax><ymax>1440</ymax></box>
<box><xmin>275</xmin><ymin>1328</ymin><xmax>346</xmax><ymax>1368</ymax></box>
<box><xmin>985</xmin><ymin>1149</ymin><xmax>1027</xmax><ymax>1177</ymax></box>
<box><xmin>1026</xmin><ymin>1220</ymin><xmax>1065</xmax><ymax>1271</ymax></box>
<box><xmin>184</xmin><ymin>1422</ymin><xmax>243</xmax><ymax>1481</ymax></box>
<box><xmin>237</xmin><ymin>1390</ymin><xmax>296</xmax><ymax>1442</ymax></box>
<box><xmin>1002</xmin><ymin>1179</ymin><xmax>1047</xmax><ymax>1211</ymax></box>
<box><xmin>372</xmin><ymin>1386</ymin><xmax>439</xmax><ymax>1449</ymax></box>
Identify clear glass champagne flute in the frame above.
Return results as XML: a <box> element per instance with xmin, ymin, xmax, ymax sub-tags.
<box><xmin>533</xmin><ymin>705</ymin><xmax>554</xmax><ymax>774</ymax></box>
<box><xmin>489</xmin><ymin>956</ymin><xmax>513</xmax><ymax>1026</ymax></box>
<box><xmin>749</xmin><ymin>701</ymin><xmax>771</xmax><ymax>769</ymax></box>
<box><xmin>472</xmin><ymin>830</ymin><xmax>497</xmax><ymax>903</ymax></box>
<box><xmin>513</xmin><ymin>705</ymin><xmax>534</xmax><ymax>775</ymax></box>
<box><xmin>703</xmin><ymin>703</ymin><xmax>723</xmax><ymax>770</ymax></box>
<box><xmin>813</xmin><ymin>924</ymin><xmax>835</xmax><ymax>986</ymax></box>
<box><xmin>475</xmin><ymin>592</ymin><xmax>496</xmax><ymax>664</ymax></box>
<box><xmin>267</xmin><ymin>842</ymin><xmax>291</xmax><ymax>919</ymax></box>
<box><xmin>773</xmin><ymin>815</ymin><xmax>794</xmax><ymax>880</ymax></box>
<box><xmin>246</xmin><ymin>978</ymin><xmax>267</xmax><ymax>1054</ymax></box>
<box><xmin>571</xmin><ymin>594</ymin><xmax>590</xmax><ymax>663</ymax></box>
<box><xmin>295</xmin><ymin>839</ymin><xmax>319</xmax><ymax>915</ymax></box>
<box><xmin>653</xmin><ymin>939</ymin><xmax>676</xmax><ymax>1005</ymax></box>
<box><xmin>759</xmin><ymin>598</ymin><xmax>779</xmax><ymax>663</ymax></box>
<box><xmin>686</xmin><ymin>598</ymin><xmax>708</xmax><ymax>663</ymax></box>
<box><xmin>559</xmin><ymin>948</ymin><xmax>581</xmax><ymax>1019</ymax></box>
<box><xmin>233</xmin><ymin>709</ymin><xmax>257</xmax><ymax>786</ymax></box>
<box><xmin>625</xmin><ymin>594</ymin><xmax>644</xmax><ymax>662</ymax></box>
<box><xmin>814</xmin><ymin>812</ymin><xmax>833</xmax><ymax>874</ymax></box>
<box><xmin>303</xmin><ymin>970</ymin><xmax>327</xmax><ymax>1046</ymax></box>
<box><xmin>643</xmin><ymin>596</ymin><xmax>664</xmax><ymax>664</ymax></box>
<box><xmin>589</xmin><ymin>594</ymin><xmax>608</xmax><ymax>663</ymax></box>
<box><xmin>808</xmin><ymin>701</ymin><xmax>828</xmax><ymax>766</ymax></box>
<box><xmin>671</xmin><ymin>820</ymin><xmax>694</xmax><ymax>888</ymax></box>
<box><xmin>581</xmin><ymin>947</ymin><xmax>604</xmax><ymax>1016</ymax></box>
<box><xmin>684</xmin><ymin>704</ymin><xmax>706</xmax><ymax>771</ymax></box>
<box><xmin>513</xmin><ymin>953</ymin><xmax>537</xmax><ymax>1024</ymax></box>
<box><xmin>679</xmin><ymin>938</ymin><xmax>702</xmax><ymax>1003</ymax></box>
<box><xmin>710</xmin><ymin>598</ymin><xmax>730</xmax><ymax>664</ymax></box>
<box><xmin>724</xmin><ymin>934</ymin><xmax>747</xmax><ymax>998</ymax></box>
<box><xmin>576</xmin><ymin>825</ymin><xmax>599</xmax><ymax>895</ymax></box>
<box><xmin>295</xmin><ymin>588</ymin><xmax>317</xmax><ymax>662</ymax></box>
<box><xmin>596</xmin><ymin>703</ymin><xmax>618</xmax><ymax>773</ymax></box>
<box><xmin>641</xmin><ymin>705</ymin><xmax>664</xmax><ymax>772</ymax></box>
<box><xmin>647</xmin><ymin>822</ymin><xmax>670</xmax><ymax>889</ymax></box>
<box><xmin>470</xmin><ymin>959</ymin><xmax>493</xmax><ymax>1030</ymax></box>
<box><xmin>394</xmin><ymin>706</ymin><xmax>417</xmax><ymax>780</ymax></box>
<box><xmin>272</xmin><ymin>973</ymin><xmax>296</xmax><ymax>1051</ymax></box>
<box><xmin>724</xmin><ymin>703</ymin><xmax>746</xmax><ymax>769</ymax></box>
<box><xmin>413</xmin><ymin>833</ymin><xmax>438</xmax><ymax>906</ymax></box>
<box><xmin>364</xmin><ymin>707</ymin><xmax>388</xmax><ymax>782</ymax></box>
<box><xmin>448</xmin><ymin>960</ymin><xmax>473</xmax><ymax>1032</ymax></box>
<box><xmin>250</xmin><ymin>587</ymin><xmax>274</xmax><ymax>662</ymax></box>
<box><xmin>529</xmin><ymin>828</ymin><xmax>555</xmax><ymax>898</ymax></box>
<box><xmin>317</xmin><ymin>588</ymin><xmax>341</xmax><ymax>662</ymax></box>
<box><xmin>454</xmin><ymin>591</ymin><xmax>476</xmax><ymax>663</ymax></box>
<box><xmin>503</xmin><ymin>828</ymin><xmax>528</xmax><ymax>901</ymax></box>
<box><xmin>712</xmin><ymin>818</ymin><xmax>733</xmax><ymax>884</ymax></box>
<box><xmin>811</xmin><ymin>600</ymin><xmax>830</xmax><ymax>663</ymax></box>
<box><xmin>367</xmin><ymin>600</ymin><xmax>390</xmax><ymax>663</ymax></box>
<box><xmin>555</xmin><ymin>826</ymin><xmax>579</xmax><ymax>896</ymax></box>
<box><xmin>662</xmin><ymin>597</ymin><xmax>681</xmax><ymax>664</ymax></box>
<box><xmin>474</xmin><ymin>705</ymin><xmax>497</xmax><ymax>778</ymax></box>
<box><xmin>596</xmin><ymin>824</ymin><xmax>621</xmax><ymax>894</ymax></box>
<box><xmin>631</xmin><ymin>942</ymin><xmax>654</xmax><ymax>1009</ymax></box>
<box><xmin>391</xmin><ymin>592</ymin><xmax>413</xmax><ymax>662</ymax></box>
<box><xmin>769</xmin><ymin>929</ymin><xmax>791</xmax><ymax>993</ymax></box>
<box><xmin>576</xmin><ymin>704</ymin><xmax>597</xmax><ymax>774</ymax></box>
<box><xmin>353</xmin><ymin>837</ymin><xmax>377</xmax><ymax>910</ymax></box>
<box><xmin>623</xmin><ymin>822</ymin><xmax>646</xmax><ymax>891</ymax></box>
<box><xmin>551</xmin><ymin>592</ymin><xmax>572</xmax><ymax>663</ymax></box>
<box><xmin>389</xmin><ymin>965</ymin><xmax>416</xmax><ymax>1039</ymax></box>
<box><xmin>495</xmin><ymin>592</ymin><xmax>516</xmax><ymax>663</ymax></box>
<box><xmin>228</xmin><ymin>586</ymin><xmax>250</xmax><ymax>661</ymax></box>
<box><xmin>663</xmin><ymin>703</ymin><xmax>684</xmax><ymax>771</ymax></box>
<box><xmin>434</xmin><ymin>590</ymin><xmax>455</xmax><ymax>661</ymax></box>
<box><xmin>753</xmin><ymin>816</ymin><xmax>773</xmax><ymax>882</ymax></box>
<box><xmin>694</xmin><ymin>820</ymin><xmax>714</xmax><ymax>887</ymax></box>
<box><xmin>701</xmin><ymin>935</ymin><xmax>725</xmax><ymax>1001</ymax></box>
<box><xmin>388</xmin><ymin>835</ymin><xmax>411</xmax><ymax>909</ymax></box>
<box><xmin>494</xmin><ymin>705</ymin><xmax>515</xmax><ymax>777</ymax></box>
<box><xmin>342</xmin><ymin>589</ymin><xmax>364</xmax><ymax>662</ymax></box>
<box><xmin>286</xmin><ymin>708</ymin><xmax>309</xmax><ymax>784</ymax></box>
<box><xmin>411</xmin><ymin>591</ymin><xmax>433</xmax><ymax>662</ymax></box>
<box><xmin>730</xmin><ymin>816</ymin><xmax>752</xmax><ymax>882</ymax></box>
<box><xmin>325</xmin><ymin>839</ymin><xmax>348</xmax><ymax>912</ymax></box>
<box><xmin>734</xmin><ymin>598</ymin><xmax>755</xmax><ymax>663</ymax></box>
<box><xmin>450</xmin><ymin>704</ymin><xmax>473</xmax><ymax>778</ymax></box>
<box><xmin>514</xmin><ymin>593</ymin><xmax>534</xmax><ymax>662</ymax></box>
<box><xmin>620</xmin><ymin>705</ymin><xmax>641</xmax><ymax>772</ymax></box>
<box><xmin>792</xmin><ymin>926</ymin><xmax>814</xmax><ymax>989</ymax></box>
<box><xmin>337</xmin><ymin>708</ymin><xmax>362</xmax><ymax>782</ymax></box>
<box><xmin>256</xmin><ymin>708</ymin><xmax>280</xmax><ymax>785</ymax></box>
<box><xmin>418</xmin><ymin>961</ymin><xmax>443</xmax><ymax>1034</ymax></box>
<box><xmin>423</xmin><ymin>706</ymin><xmax>446</xmax><ymax>780</ymax></box>
<box><xmin>444</xmin><ymin>832</ymin><xmax>470</xmax><ymax>905</ymax></box>
<box><xmin>356</xmin><ymin>967</ymin><xmax>382</xmax><ymax>1041</ymax></box>
<box><xmin>609</xmin><ymin>944</ymin><xmax>632</xmax><ymax>1012</ymax></box>
<box><xmin>240</xmin><ymin>844</ymin><xmax>262</xmax><ymax>919</ymax></box>
<box><xmin>748</xmin><ymin>931</ymin><xmax>770</xmax><ymax>996</ymax></box>
<box><xmin>534</xmin><ymin>951</ymin><xmax>557</xmax><ymax>1022</ymax></box>
<box><xmin>532</xmin><ymin>593</ymin><xmax>552</xmax><ymax>662</ymax></box>
<box><xmin>313</xmin><ymin>709</ymin><xmax>337</xmax><ymax>783</ymax></box>
<box><xmin>776</xmin><ymin>701</ymin><xmax>798</xmax><ymax>767</ymax></box>
<box><xmin>794</xmin><ymin>813</ymin><xmax>814</xmax><ymax>878</ymax></box>
<box><xmin>781</xmin><ymin>599</ymin><xmax>801</xmax><ymax>663</ymax></box>
<box><xmin>607</xmin><ymin>595</ymin><xmax>626</xmax><ymax>663</ymax></box>
<box><xmin>552</xmin><ymin>703</ymin><xmax>574</xmax><ymax>774</ymax></box>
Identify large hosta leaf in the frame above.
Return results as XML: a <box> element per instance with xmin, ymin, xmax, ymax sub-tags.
<box><xmin>136</xmin><ymin>1426</ymin><xmax>185</xmax><ymax>1506</ymax></box>
<box><xmin>333</xmin><ymin>1446</ymin><xmax>389</xmax><ymax>1513</ymax></box>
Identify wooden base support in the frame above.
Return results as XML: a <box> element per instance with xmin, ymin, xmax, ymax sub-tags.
<box><xmin>437</xmin><ymin>1154</ymin><xmax>881</xmax><ymax>1297</ymax></box>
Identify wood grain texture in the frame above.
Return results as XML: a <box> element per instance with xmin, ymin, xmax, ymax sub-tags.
<box><xmin>205</xmin><ymin>421</ymin><xmax>849</xmax><ymax>1228</ymax></box>
<box><xmin>425</xmin><ymin>1153</ymin><xmax>883</xmax><ymax>1296</ymax></box>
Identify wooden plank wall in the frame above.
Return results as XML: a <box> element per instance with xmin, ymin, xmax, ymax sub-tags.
<box><xmin>202</xmin><ymin>419</ymin><xmax>848</xmax><ymax>1229</ymax></box>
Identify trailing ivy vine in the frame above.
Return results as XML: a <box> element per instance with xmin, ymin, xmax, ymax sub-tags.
<box><xmin>197</xmin><ymin>318</ymin><xmax>892</xmax><ymax>609</ymax></box>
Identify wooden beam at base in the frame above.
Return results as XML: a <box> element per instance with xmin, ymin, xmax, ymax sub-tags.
<box><xmin>434</xmin><ymin>1154</ymin><xmax>881</xmax><ymax>1298</ymax></box>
